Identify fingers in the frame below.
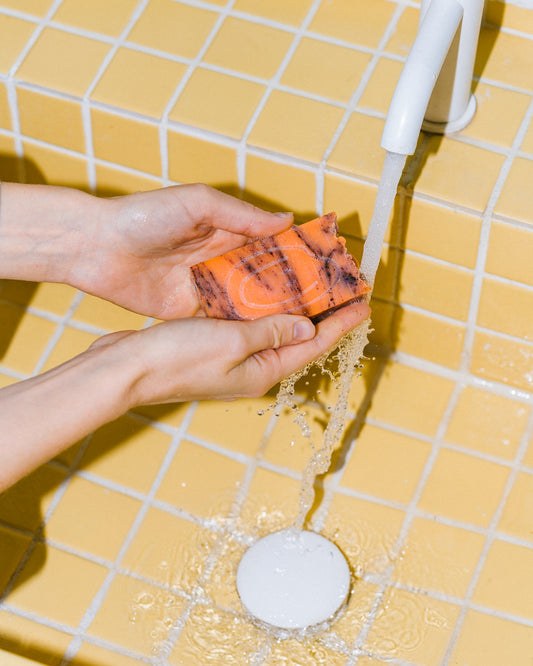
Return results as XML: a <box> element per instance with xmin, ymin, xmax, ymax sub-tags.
<box><xmin>183</xmin><ymin>184</ymin><xmax>294</xmax><ymax>238</ymax></box>
<box><xmin>244</xmin><ymin>301</ymin><xmax>371</xmax><ymax>389</ymax></box>
<box><xmin>239</xmin><ymin>314</ymin><xmax>316</xmax><ymax>355</ymax></box>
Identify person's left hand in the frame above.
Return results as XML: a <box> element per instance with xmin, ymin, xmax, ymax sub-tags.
<box><xmin>74</xmin><ymin>184</ymin><xmax>294</xmax><ymax>319</ymax></box>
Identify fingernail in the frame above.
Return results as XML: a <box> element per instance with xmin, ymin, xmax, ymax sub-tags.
<box><xmin>293</xmin><ymin>320</ymin><xmax>315</xmax><ymax>341</ymax></box>
<box><xmin>274</xmin><ymin>211</ymin><xmax>293</xmax><ymax>218</ymax></box>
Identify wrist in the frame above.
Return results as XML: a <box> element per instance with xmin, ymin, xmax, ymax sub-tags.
<box><xmin>0</xmin><ymin>183</ymin><xmax>106</xmax><ymax>284</ymax></box>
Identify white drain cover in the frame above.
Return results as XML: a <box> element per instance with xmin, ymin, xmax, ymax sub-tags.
<box><xmin>236</xmin><ymin>529</ymin><xmax>351</xmax><ymax>629</ymax></box>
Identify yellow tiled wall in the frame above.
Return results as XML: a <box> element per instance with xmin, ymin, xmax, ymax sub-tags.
<box><xmin>1</xmin><ymin>0</ymin><xmax>533</xmax><ymax>664</ymax></box>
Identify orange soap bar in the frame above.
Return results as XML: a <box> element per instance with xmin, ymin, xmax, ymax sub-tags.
<box><xmin>191</xmin><ymin>212</ymin><xmax>370</xmax><ymax>321</ymax></box>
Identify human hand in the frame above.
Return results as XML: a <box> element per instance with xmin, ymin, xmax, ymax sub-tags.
<box><xmin>93</xmin><ymin>301</ymin><xmax>370</xmax><ymax>405</ymax></box>
<box><xmin>73</xmin><ymin>184</ymin><xmax>294</xmax><ymax>319</ymax></box>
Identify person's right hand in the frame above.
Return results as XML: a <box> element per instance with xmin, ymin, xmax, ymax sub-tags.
<box><xmin>92</xmin><ymin>301</ymin><xmax>370</xmax><ymax>406</ymax></box>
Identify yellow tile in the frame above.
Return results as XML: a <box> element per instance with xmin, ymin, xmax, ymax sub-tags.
<box><xmin>0</xmin><ymin>81</ymin><xmax>12</xmax><ymax>130</ymax></box>
<box><xmin>366</xmin><ymin>298</ymin><xmax>395</xmax><ymax>350</ymax></box>
<box><xmin>367</xmin><ymin>362</ymin><xmax>454</xmax><ymax>437</ymax></box>
<box><xmin>393</xmin><ymin>517</ymin><xmax>486</xmax><ymax>597</ymax></box>
<box><xmin>486</xmin><ymin>221</ymin><xmax>533</xmax><ymax>287</ymax></box>
<box><xmin>281</xmin><ymin>37</ymin><xmax>372</xmax><ymax>104</ymax></box>
<box><xmin>397</xmin><ymin>253</ymin><xmax>473</xmax><ymax>321</ymax></box>
<box><xmin>392</xmin><ymin>307</ymin><xmax>465</xmax><ymax>369</ymax></box>
<box><xmin>264</xmin><ymin>640</ymin><xmax>347</xmax><ymax>665</ymax></box>
<box><xmin>132</xmin><ymin>403</ymin><xmax>188</xmax><ymax>431</ymax></box>
<box><xmin>0</xmin><ymin>372</ymin><xmax>17</xmax><ymax>389</ymax></box>
<box><xmin>188</xmin><ymin>399</ymin><xmax>271</xmax><ymax>457</ymax></box>
<box><xmin>17</xmin><ymin>88</ymin><xmax>85</xmax><ymax>152</ymax></box>
<box><xmin>79</xmin><ymin>415</ymin><xmax>172</xmax><ymax>494</ymax></box>
<box><xmin>72</xmin><ymin>294</ymin><xmax>147</xmax><ymax>332</ymax></box>
<box><xmin>248</xmin><ymin>90</ymin><xmax>344</xmax><ymax>163</ymax></box>
<box><xmin>91</xmin><ymin>108</ymin><xmax>161</xmax><ymax>176</ymax></box>
<box><xmin>121</xmin><ymin>507</ymin><xmax>216</xmax><ymax>592</ymax></box>
<box><xmin>203</xmin><ymin>536</ymin><xmax>245</xmax><ymax>612</ymax></box>
<box><xmin>445</xmin><ymin>386</ymin><xmax>529</xmax><ymax>461</ymax></box>
<box><xmin>485</xmin><ymin>0</ymin><xmax>525</xmax><ymax>32</ymax></box>
<box><xmin>478</xmin><ymin>277</ymin><xmax>533</xmax><ymax>342</ymax></box>
<box><xmin>40</xmin><ymin>326</ymin><xmax>98</xmax><ymax>372</ymax></box>
<box><xmin>168</xmin><ymin>131</ymin><xmax>237</xmax><ymax>187</ymax></box>
<box><xmin>332</xmin><ymin>578</ymin><xmax>380</xmax><ymax>646</ymax></box>
<box><xmin>328</xmin><ymin>113</ymin><xmax>386</xmax><ymax>181</ymax></box>
<box><xmin>21</xmin><ymin>141</ymin><xmax>90</xmax><ymax>190</ymax></box>
<box><xmin>471</xmin><ymin>330</ymin><xmax>533</xmax><ymax>392</ymax></box>
<box><xmin>462</xmin><ymin>83</ymin><xmax>530</xmax><ymax>148</ymax></box>
<box><xmin>203</xmin><ymin>17</ymin><xmax>292</xmax><ymax>80</ymax></box>
<box><xmin>495</xmin><ymin>157</ymin><xmax>533</xmax><ymax>225</ymax></box>
<box><xmin>71</xmin><ymin>642</ymin><xmax>143</xmax><ymax>666</ymax></box>
<box><xmin>52</xmin><ymin>0</ymin><xmax>139</xmax><ymax>37</ymax></box>
<box><xmin>323</xmin><ymin>494</ymin><xmax>405</xmax><ymax>575</ymax></box>
<box><xmin>92</xmin><ymin>48</ymin><xmax>187</xmax><ymax>119</ymax></box>
<box><xmin>6</xmin><ymin>543</ymin><xmax>108</xmax><ymax>627</ymax></box>
<box><xmin>17</xmin><ymin>28</ymin><xmax>110</xmax><ymax>97</ymax></box>
<box><xmin>324</xmin><ymin>174</ymin><xmax>382</xmax><ymax>242</ymax></box>
<box><xmin>364</xmin><ymin>587</ymin><xmax>460</xmax><ymax>663</ymax></box>
<box><xmin>522</xmin><ymin>115</ymin><xmax>533</xmax><ymax>154</ymax></box>
<box><xmin>473</xmin><ymin>539</ymin><xmax>533</xmax><ymax>620</ymax></box>
<box><xmin>525</xmin><ymin>434</ymin><xmax>533</xmax><ymax>469</ymax></box>
<box><xmin>95</xmin><ymin>163</ymin><xmax>161</xmax><ymax>196</ymax></box>
<box><xmin>263</xmin><ymin>405</ymin><xmax>329</xmax><ymax>473</ymax></box>
<box><xmin>46</xmin><ymin>476</ymin><xmax>141</xmax><ymax>560</ymax></box>
<box><xmin>358</xmin><ymin>57</ymin><xmax>403</xmax><ymax>115</ymax></box>
<box><xmin>0</xmin><ymin>303</ymin><xmax>57</xmax><ymax>374</ymax></box>
<box><xmin>0</xmin><ymin>136</ymin><xmax>19</xmax><ymax>181</ymax></box>
<box><xmin>170</xmin><ymin>69</ymin><xmax>264</xmax><ymax>140</ymax></box>
<box><xmin>498</xmin><ymin>472</ymin><xmax>533</xmax><ymax>543</ymax></box>
<box><xmin>156</xmin><ymin>440</ymin><xmax>245</xmax><ymax>521</ymax></box>
<box><xmin>244</xmin><ymin>154</ymin><xmax>316</xmax><ymax>219</ymax></box>
<box><xmin>0</xmin><ymin>611</ymin><xmax>72</xmax><ymax>666</ymax></box>
<box><xmin>87</xmin><ymin>573</ymin><xmax>185</xmax><ymax>658</ymax></box>
<box><xmin>340</xmin><ymin>424</ymin><xmax>430</xmax><ymax>506</ymax></box>
<box><xmin>475</xmin><ymin>26</ymin><xmax>533</xmax><ymax>92</ymax></box>
<box><xmin>0</xmin><ymin>15</ymin><xmax>36</xmax><ymax>75</ymax></box>
<box><xmin>0</xmin><ymin>527</ymin><xmax>30</xmax><ymax>593</ymax></box>
<box><xmin>0</xmin><ymin>465</ymin><xmax>65</xmax><ymax>531</ymax></box>
<box><xmin>419</xmin><ymin>449</ymin><xmax>509</xmax><ymax>528</ymax></box>
<box><xmin>310</xmin><ymin>0</ymin><xmax>396</xmax><ymax>49</ymax></box>
<box><xmin>400</xmin><ymin>197</ymin><xmax>481</xmax><ymax>269</ymax></box>
<box><xmin>237</xmin><ymin>467</ymin><xmax>302</xmax><ymax>536</ymax></box>
<box><xmin>128</xmin><ymin>0</ymin><xmax>218</xmax><ymax>59</ymax></box>
<box><xmin>169</xmin><ymin>605</ymin><xmax>265</xmax><ymax>666</ymax></box>
<box><xmin>1</xmin><ymin>0</ymin><xmax>53</xmax><ymax>15</ymax></box>
<box><xmin>412</xmin><ymin>136</ymin><xmax>505</xmax><ymax>212</ymax></box>
<box><xmin>450</xmin><ymin>609</ymin><xmax>533</xmax><ymax>666</ymax></box>
<box><xmin>233</xmin><ymin>0</ymin><xmax>313</xmax><ymax>27</ymax></box>
<box><xmin>0</xmin><ymin>281</ymin><xmax>77</xmax><ymax>317</ymax></box>
<box><xmin>384</xmin><ymin>6</ymin><xmax>419</xmax><ymax>57</ymax></box>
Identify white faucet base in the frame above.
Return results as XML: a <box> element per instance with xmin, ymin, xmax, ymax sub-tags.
<box><xmin>422</xmin><ymin>92</ymin><xmax>477</xmax><ymax>135</ymax></box>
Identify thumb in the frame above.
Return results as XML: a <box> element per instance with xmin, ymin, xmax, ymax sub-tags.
<box><xmin>241</xmin><ymin>315</ymin><xmax>316</xmax><ymax>354</ymax></box>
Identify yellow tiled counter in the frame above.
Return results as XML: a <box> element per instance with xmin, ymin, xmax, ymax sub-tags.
<box><xmin>1</xmin><ymin>0</ymin><xmax>533</xmax><ymax>664</ymax></box>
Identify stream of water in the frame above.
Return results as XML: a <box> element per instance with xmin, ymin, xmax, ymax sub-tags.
<box><xmin>276</xmin><ymin>151</ymin><xmax>408</xmax><ymax>530</ymax></box>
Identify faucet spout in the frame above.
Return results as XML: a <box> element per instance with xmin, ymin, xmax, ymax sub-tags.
<box><xmin>381</xmin><ymin>0</ymin><xmax>484</xmax><ymax>156</ymax></box>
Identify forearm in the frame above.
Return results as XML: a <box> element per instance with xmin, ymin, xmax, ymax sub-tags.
<box><xmin>0</xmin><ymin>342</ymin><xmax>139</xmax><ymax>492</ymax></box>
<box><xmin>0</xmin><ymin>182</ymin><xmax>105</xmax><ymax>284</ymax></box>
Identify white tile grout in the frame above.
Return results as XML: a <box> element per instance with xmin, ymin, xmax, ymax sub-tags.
<box><xmin>1</xmin><ymin>0</ymin><xmax>533</xmax><ymax>662</ymax></box>
<box><xmin>58</xmin><ymin>401</ymin><xmax>198</xmax><ymax>665</ymax></box>
<box><xmin>441</xmin><ymin>407</ymin><xmax>533</xmax><ymax>663</ymax></box>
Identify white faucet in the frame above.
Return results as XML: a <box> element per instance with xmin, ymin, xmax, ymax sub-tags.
<box><xmin>381</xmin><ymin>0</ymin><xmax>485</xmax><ymax>155</ymax></box>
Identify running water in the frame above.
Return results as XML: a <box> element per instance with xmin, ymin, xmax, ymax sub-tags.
<box><xmin>275</xmin><ymin>151</ymin><xmax>408</xmax><ymax>529</ymax></box>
